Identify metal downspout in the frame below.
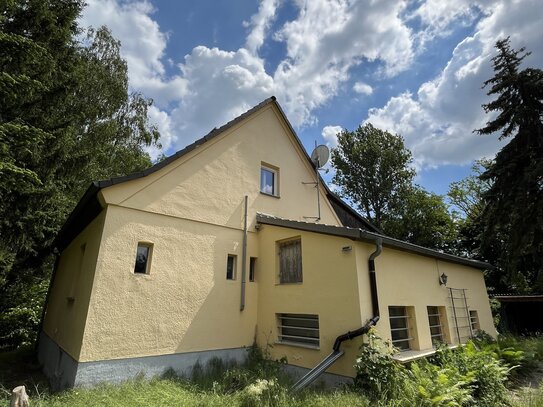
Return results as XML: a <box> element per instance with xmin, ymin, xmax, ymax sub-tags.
<box><xmin>332</xmin><ymin>236</ymin><xmax>382</xmax><ymax>351</ymax></box>
<box><xmin>240</xmin><ymin>195</ymin><xmax>248</xmax><ymax>311</ymax></box>
<box><xmin>292</xmin><ymin>236</ymin><xmax>383</xmax><ymax>391</ymax></box>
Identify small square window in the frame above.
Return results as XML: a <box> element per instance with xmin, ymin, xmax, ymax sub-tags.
<box><xmin>249</xmin><ymin>257</ymin><xmax>257</xmax><ymax>282</ymax></box>
<box><xmin>134</xmin><ymin>243</ymin><xmax>152</xmax><ymax>274</ymax></box>
<box><xmin>261</xmin><ymin>165</ymin><xmax>278</xmax><ymax>196</ymax></box>
<box><xmin>226</xmin><ymin>254</ymin><xmax>237</xmax><ymax>280</ymax></box>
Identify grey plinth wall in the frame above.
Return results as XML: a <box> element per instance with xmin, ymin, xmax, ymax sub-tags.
<box><xmin>38</xmin><ymin>331</ymin><xmax>352</xmax><ymax>391</ymax></box>
<box><xmin>37</xmin><ymin>331</ymin><xmax>247</xmax><ymax>391</ymax></box>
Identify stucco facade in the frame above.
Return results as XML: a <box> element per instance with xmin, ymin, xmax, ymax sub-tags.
<box><xmin>39</xmin><ymin>97</ymin><xmax>496</xmax><ymax>389</ymax></box>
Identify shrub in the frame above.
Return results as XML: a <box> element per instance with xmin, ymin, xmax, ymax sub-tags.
<box><xmin>353</xmin><ymin>328</ymin><xmax>408</xmax><ymax>401</ymax></box>
<box><xmin>239</xmin><ymin>378</ymin><xmax>287</xmax><ymax>407</ymax></box>
<box><xmin>431</xmin><ymin>342</ymin><xmax>510</xmax><ymax>407</ymax></box>
<box><xmin>408</xmin><ymin>360</ymin><xmax>473</xmax><ymax>407</ymax></box>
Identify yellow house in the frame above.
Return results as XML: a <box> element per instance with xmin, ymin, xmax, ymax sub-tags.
<box><xmin>38</xmin><ymin>97</ymin><xmax>496</xmax><ymax>390</ymax></box>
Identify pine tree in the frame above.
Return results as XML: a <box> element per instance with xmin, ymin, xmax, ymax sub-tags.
<box><xmin>477</xmin><ymin>38</ymin><xmax>543</xmax><ymax>292</ymax></box>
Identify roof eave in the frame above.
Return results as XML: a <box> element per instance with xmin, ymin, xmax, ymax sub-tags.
<box><xmin>255</xmin><ymin>213</ymin><xmax>492</xmax><ymax>270</ymax></box>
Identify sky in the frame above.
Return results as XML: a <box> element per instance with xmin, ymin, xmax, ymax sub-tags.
<box><xmin>80</xmin><ymin>0</ymin><xmax>543</xmax><ymax>196</ymax></box>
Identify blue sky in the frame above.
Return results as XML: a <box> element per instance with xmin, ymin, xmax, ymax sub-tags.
<box><xmin>80</xmin><ymin>0</ymin><xmax>542</xmax><ymax>196</ymax></box>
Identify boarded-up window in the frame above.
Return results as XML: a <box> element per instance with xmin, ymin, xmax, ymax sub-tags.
<box><xmin>279</xmin><ymin>239</ymin><xmax>302</xmax><ymax>284</ymax></box>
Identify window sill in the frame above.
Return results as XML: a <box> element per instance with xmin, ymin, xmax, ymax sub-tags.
<box><xmin>260</xmin><ymin>191</ymin><xmax>280</xmax><ymax>199</ymax></box>
<box><xmin>275</xmin><ymin>340</ymin><xmax>320</xmax><ymax>350</ymax></box>
<box><xmin>275</xmin><ymin>282</ymin><xmax>303</xmax><ymax>286</ymax></box>
<box><xmin>392</xmin><ymin>344</ymin><xmax>458</xmax><ymax>363</ymax></box>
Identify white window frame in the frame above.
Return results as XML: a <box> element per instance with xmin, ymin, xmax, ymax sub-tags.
<box><xmin>260</xmin><ymin>164</ymin><xmax>279</xmax><ymax>197</ymax></box>
<box><xmin>277</xmin><ymin>313</ymin><xmax>319</xmax><ymax>348</ymax></box>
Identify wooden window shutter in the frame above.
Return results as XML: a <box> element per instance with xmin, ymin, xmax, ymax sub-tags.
<box><xmin>279</xmin><ymin>239</ymin><xmax>302</xmax><ymax>283</ymax></box>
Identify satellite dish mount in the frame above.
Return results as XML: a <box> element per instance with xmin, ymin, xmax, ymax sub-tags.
<box><xmin>302</xmin><ymin>142</ymin><xmax>330</xmax><ymax>221</ymax></box>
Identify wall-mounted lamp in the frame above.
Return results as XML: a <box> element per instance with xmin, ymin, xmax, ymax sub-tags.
<box><xmin>439</xmin><ymin>273</ymin><xmax>448</xmax><ymax>286</ymax></box>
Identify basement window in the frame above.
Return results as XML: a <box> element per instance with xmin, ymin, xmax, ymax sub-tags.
<box><xmin>277</xmin><ymin>313</ymin><xmax>319</xmax><ymax>348</ymax></box>
<box><xmin>389</xmin><ymin>306</ymin><xmax>412</xmax><ymax>351</ymax></box>
<box><xmin>278</xmin><ymin>238</ymin><xmax>302</xmax><ymax>284</ymax></box>
<box><xmin>226</xmin><ymin>254</ymin><xmax>237</xmax><ymax>280</ymax></box>
<box><xmin>427</xmin><ymin>306</ymin><xmax>444</xmax><ymax>345</ymax></box>
<box><xmin>134</xmin><ymin>243</ymin><xmax>152</xmax><ymax>274</ymax></box>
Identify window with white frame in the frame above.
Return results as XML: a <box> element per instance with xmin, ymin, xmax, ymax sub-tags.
<box><xmin>134</xmin><ymin>243</ymin><xmax>152</xmax><ymax>274</ymax></box>
<box><xmin>278</xmin><ymin>238</ymin><xmax>302</xmax><ymax>284</ymax></box>
<box><xmin>427</xmin><ymin>306</ymin><xmax>444</xmax><ymax>345</ymax></box>
<box><xmin>260</xmin><ymin>165</ymin><xmax>278</xmax><ymax>196</ymax></box>
<box><xmin>389</xmin><ymin>306</ymin><xmax>412</xmax><ymax>351</ymax></box>
<box><xmin>277</xmin><ymin>313</ymin><xmax>319</xmax><ymax>347</ymax></box>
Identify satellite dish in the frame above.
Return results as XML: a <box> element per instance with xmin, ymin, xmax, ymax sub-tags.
<box><xmin>311</xmin><ymin>144</ymin><xmax>330</xmax><ymax>168</ymax></box>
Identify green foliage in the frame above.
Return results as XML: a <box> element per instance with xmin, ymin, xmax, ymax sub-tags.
<box><xmin>353</xmin><ymin>328</ymin><xmax>407</xmax><ymax>401</ymax></box>
<box><xmin>331</xmin><ymin>124</ymin><xmax>415</xmax><ymax>230</ymax></box>
<box><xmin>382</xmin><ymin>186</ymin><xmax>458</xmax><ymax>251</ymax></box>
<box><xmin>430</xmin><ymin>342</ymin><xmax>510</xmax><ymax>407</ymax></box>
<box><xmin>0</xmin><ymin>279</ymin><xmax>48</xmax><ymax>349</ymax></box>
<box><xmin>354</xmin><ymin>329</ymin><xmax>512</xmax><ymax>407</ymax></box>
<box><xmin>408</xmin><ymin>360</ymin><xmax>473</xmax><ymax>406</ymax></box>
<box><xmin>476</xmin><ymin>38</ymin><xmax>543</xmax><ymax>293</ymax></box>
<box><xmin>239</xmin><ymin>378</ymin><xmax>287</xmax><ymax>407</ymax></box>
<box><xmin>331</xmin><ymin>124</ymin><xmax>457</xmax><ymax>250</ymax></box>
<box><xmin>0</xmin><ymin>0</ymin><xmax>161</xmax><ymax>349</ymax></box>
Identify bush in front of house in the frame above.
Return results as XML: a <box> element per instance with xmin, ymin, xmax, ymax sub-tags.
<box><xmin>354</xmin><ymin>328</ymin><xmax>511</xmax><ymax>406</ymax></box>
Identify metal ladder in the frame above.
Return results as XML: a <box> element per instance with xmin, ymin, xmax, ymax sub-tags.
<box><xmin>448</xmin><ymin>288</ymin><xmax>474</xmax><ymax>344</ymax></box>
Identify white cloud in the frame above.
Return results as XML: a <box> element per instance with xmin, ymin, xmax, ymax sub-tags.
<box><xmin>273</xmin><ymin>0</ymin><xmax>414</xmax><ymax>126</ymax></box>
<box><xmin>245</xmin><ymin>0</ymin><xmax>281</xmax><ymax>54</ymax></box>
<box><xmin>365</xmin><ymin>0</ymin><xmax>543</xmax><ymax>168</ymax></box>
<box><xmin>80</xmin><ymin>0</ymin><xmax>542</xmax><ymax>170</ymax></box>
<box><xmin>80</xmin><ymin>0</ymin><xmax>188</xmax><ymax>108</ymax></box>
<box><xmin>145</xmin><ymin>105</ymin><xmax>176</xmax><ymax>160</ymax></box>
<box><xmin>353</xmin><ymin>82</ymin><xmax>373</xmax><ymax>95</ymax></box>
<box><xmin>82</xmin><ymin>0</ymin><xmax>416</xmax><ymax>152</ymax></box>
<box><xmin>321</xmin><ymin>125</ymin><xmax>343</xmax><ymax>148</ymax></box>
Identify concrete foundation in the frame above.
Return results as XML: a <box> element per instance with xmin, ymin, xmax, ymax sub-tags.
<box><xmin>38</xmin><ymin>331</ymin><xmax>247</xmax><ymax>391</ymax></box>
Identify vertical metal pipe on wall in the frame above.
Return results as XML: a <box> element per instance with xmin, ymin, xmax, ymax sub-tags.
<box><xmin>240</xmin><ymin>195</ymin><xmax>248</xmax><ymax>311</ymax></box>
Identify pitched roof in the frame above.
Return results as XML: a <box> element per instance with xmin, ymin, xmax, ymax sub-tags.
<box><xmin>256</xmin><ymin>213</ymin><xmax>492</xmax><ymax>270</ymax></box>
<box><xmin>54</xmin><ymin>96</ymin><xmax>379</xmax><ymax>251</ymax></box>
